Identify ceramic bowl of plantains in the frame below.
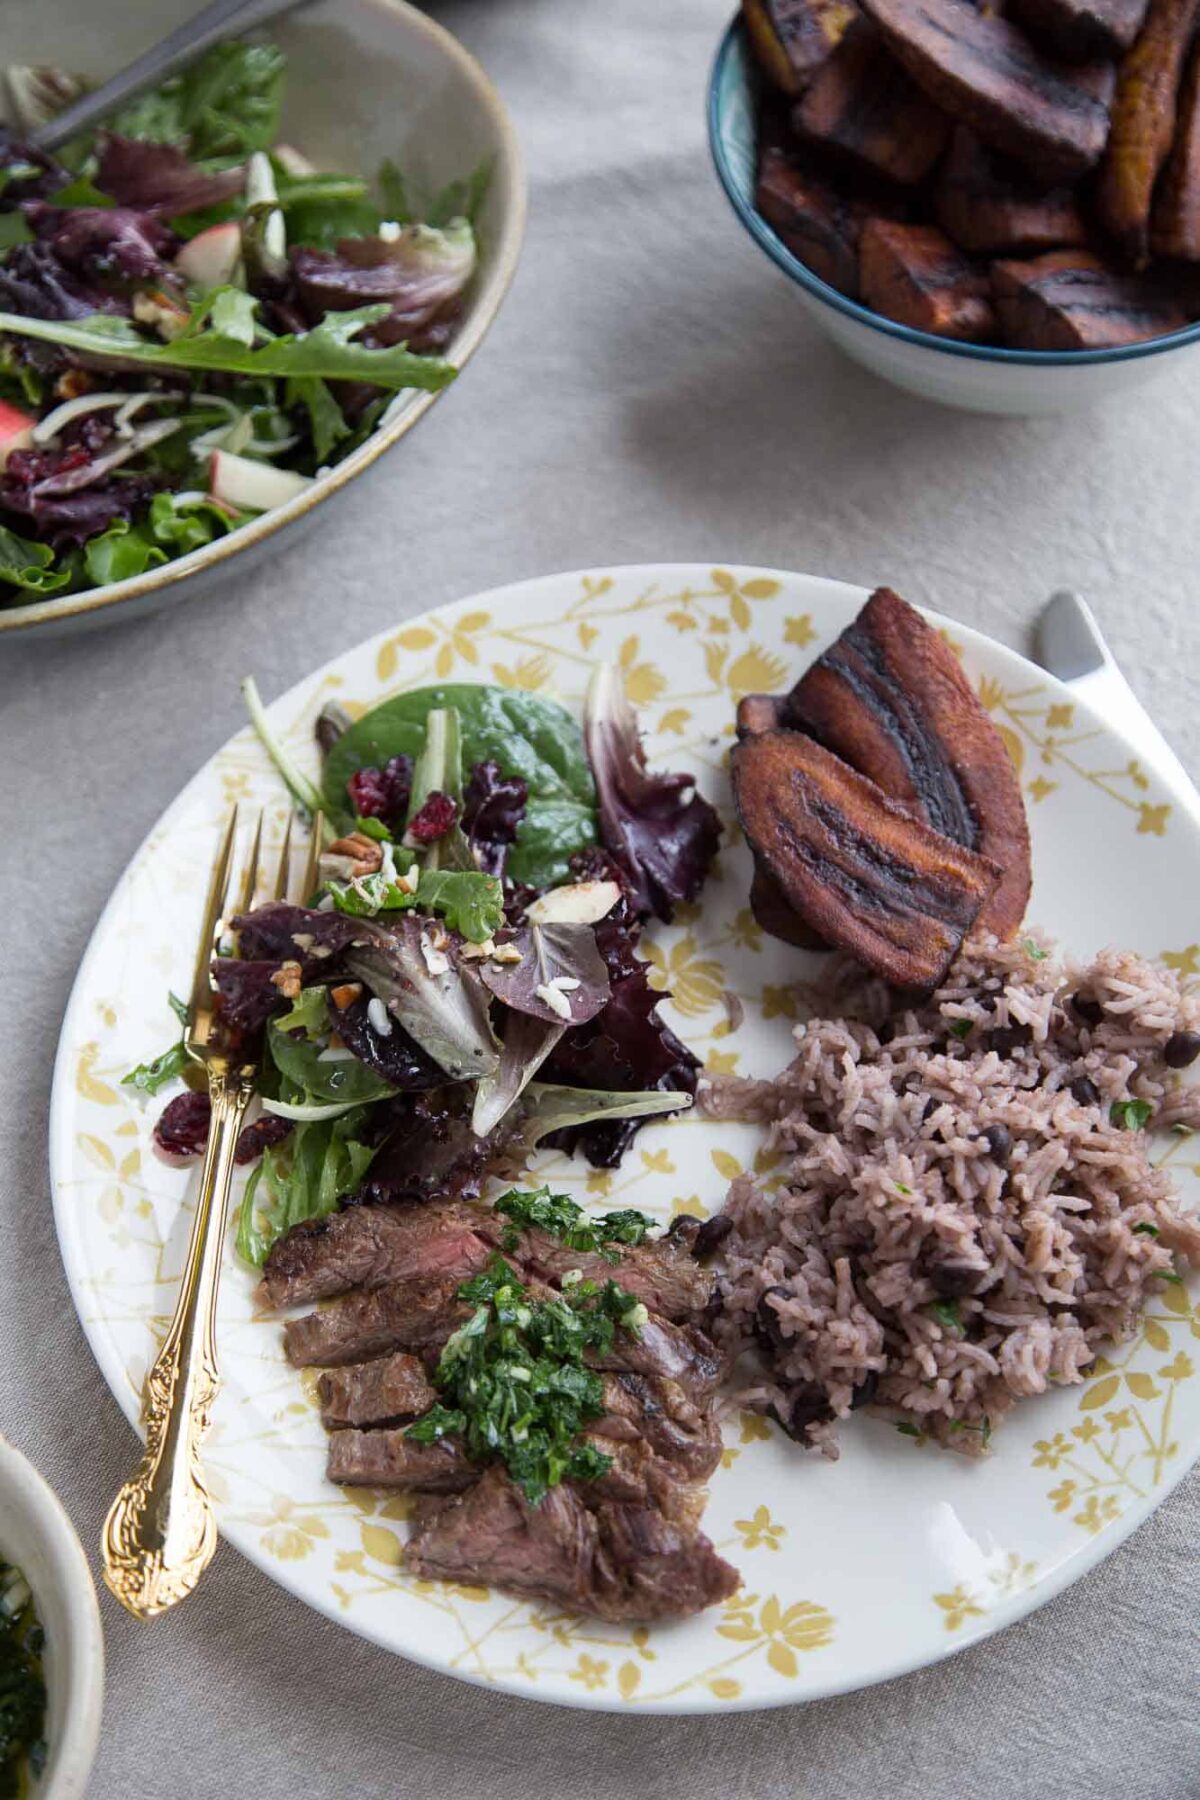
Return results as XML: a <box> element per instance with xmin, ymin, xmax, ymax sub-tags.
<box><xmin>709</xmin><ymin>0</ymin><xmax>1200</xmax><ymax>415</ymax></box>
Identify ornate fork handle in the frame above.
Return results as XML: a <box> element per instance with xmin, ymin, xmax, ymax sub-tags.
<box><xmin>103</xmin><ymin>1073</ymin><xmax>254</xmax><ymax>1618</ymax></box>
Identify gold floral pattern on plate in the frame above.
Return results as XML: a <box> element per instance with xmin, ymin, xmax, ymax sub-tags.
<box><xmin>49</xmin><ymin>565</ymin><xmax>1200</xmax><ymax>1712</ymax></box>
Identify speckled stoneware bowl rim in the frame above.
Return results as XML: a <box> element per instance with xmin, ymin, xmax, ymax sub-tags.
<box><xmin>708</xmin><ymin>15</ymin><xmax>1200</xmax><ymax>371</ymax></box>
<box><xmin>0</xmin><ymin>1437</ymin><xmax>105</xmax><ymax>1797</ymax></box>
<box><xmin>0</xmin><ymin>0</ymin><xmax>526</xmax><ymax>637</ymax></box>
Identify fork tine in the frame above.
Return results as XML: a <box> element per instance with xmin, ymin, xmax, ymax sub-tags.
<box><xmin>188</xmin><ymin>807</ymin><xmax>239</xmax><ymax>1022</ymax></box>
<box><xmin>234</xmin><ymin>810</ymin><xmax>263</xmax><ymax>919</ymax></box>
<box><xmin>272</xmin><ymin>810</ymin><xmax>294</xmax><ymax>903</ymax></box>
<box><xmin>300</xmin><ymin>809</ymin><xmax>323</xmax><ymax>902</ymax></box>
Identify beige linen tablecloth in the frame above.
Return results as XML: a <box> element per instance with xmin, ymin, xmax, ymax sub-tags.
<box><xmin>3</xmin><ymin>1</ymin><xmax>1198</xmax><ymax>1793</ymax></box>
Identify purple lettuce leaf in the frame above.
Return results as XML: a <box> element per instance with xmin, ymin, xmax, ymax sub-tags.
<box><xmin>329</xmin><ymin>991</ymin><xmax>446</xmax><ymax>1090</ymax></box>
<box><xmin>290</xmin><ymin>220</ymin><xmax>474</xmax><ymax>350</ymax></box>
<box><xmin>584</xmin><ymin>663</ymin><xmax>720</xmax><ymax>922</ymax></box>
<box><xmin>462</xmin><ymin>758</ymin><xmax>528</xmax><ymax>877</ymax></box>
<box><xmin>95</xmin><ymin>133</ymin><xmax>246</xmax><ymax>215</ymax></box>
<box><xmin>26</xmin><ymin>201</ymin><xmax>180</xmax><ymax>292</ymax></box>
<box><xmin>212</xmin><ymin>957</ymin><xmax>288</xmax><ymax>1033</ymax></box>
<box><xmin>0</xmin><ymin>241</ymin><xmax>123</xmax><ymax>320</ymax></box>
<box><xmin>478</xmin><ymin>922</ymin><xmax>610</xmax><ymax>1026</ymax></box>
<box><xmin>354</xmin><ymin>1086</ymin><xmax>501</xmax><ymax>1206</ymax></box>
<box><xmin>0</xmin><ymin>464</ymin><xmax>157</xmax><ymax>547</ymax></box>
<box><xmin>539</xmin><ymin>901</ymin><xmax>699</xmax><ymax>1167</ymax></box>
<box><xmin>0</xmin><ymin>127</ymin><xmax>69</xmax><ymax>205</ymax></box>
<box><xmin>230</xmin><ymin>902</ymin><xmax>358</xmax><ymax>973</ymax></box>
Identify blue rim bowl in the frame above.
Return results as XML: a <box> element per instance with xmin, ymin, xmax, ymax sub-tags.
<box><xmin>708</xmin><ymin>16</ymin><xmax>1200</xmax><ymax>372</ymax></box>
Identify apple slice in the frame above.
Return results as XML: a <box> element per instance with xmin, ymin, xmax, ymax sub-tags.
<box><xmin>175</xmin><ymin>221</ymin><xmax>243</xmax><ymax>290</ymax></box>
<box><xmin>0</xmin><ymin>398</ymin><xmax>35</xmax><ymax>469</ymax></box>
<box><xmin>209</xmin><ymin>449</ymin><xmax>314</xmax><ymax>512</ymax></box>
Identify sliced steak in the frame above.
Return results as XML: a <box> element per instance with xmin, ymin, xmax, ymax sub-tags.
<box><xmin>594</xmin><ymin>1371</ymin><xmax>724</xmax><ymax>1483</ymax></box>
<box><xmin>406</xmin><ymin>1466</ymin><xmax>739</xmax><ymax>1621</ymax></box>
<box><xmin>480</xmin><ymin>1216</ymin><xmax>715</xmax><ymax>1324</ymax></box>
<box><xmin>318</xmin><ymin>1352</ymin><xmax>437</xmax><ymax>1429</ymax></box>
<box><xmin>326</xmin><ymin>1428</ymin><xmax>475</xmax><ymax>1492</ymax></box>
<box><xmin>591</xmin><ymin>1500</ymin><xmax>740</xmax><ymax>1620</ymax></box>
<box><xmin>259</xmin><ymin>1200</ymin><xmax>493</xmax><ymax>1310</ymax></box>
<box><xmin>284</xmin><ymin>1275</ymin><xmax>469</xmax><ymax>1367</ymax></box>
<box><xmin>590</xmin><ymin>1316</ymin><xmax>725</xmax><ymax>1402</ymax></box>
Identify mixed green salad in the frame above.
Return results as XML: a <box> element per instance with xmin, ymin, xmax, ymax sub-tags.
<box><xmin>134</xmin><ymin>664</ymin><xmax>722</xmax><ymax>1268</ymax></box>
<box><xmin>0</xmin><ymin>41</ymin><xmax>484</xmax><ymax>604</ymax></box>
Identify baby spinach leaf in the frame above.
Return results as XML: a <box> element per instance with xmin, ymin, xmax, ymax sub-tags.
<box><xmin>267</xmin><ymin>1020</ymin><xmax>397</xmax><ymax>1106</ymax></box>
<box><xmin>324</xmin><ymin>684</ymin><xmax>598</xmax><ymax>888</ymax></box>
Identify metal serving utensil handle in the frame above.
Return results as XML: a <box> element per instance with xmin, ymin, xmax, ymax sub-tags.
<box><xmin>102</xmin><ymin>1072</ymin><xmax>253</xmax><ymax>1620</ymax></box>
<box><xmin>31</xmin><ymin>0</ymin><xmax>317</xmax><ymax>152</ymax></box>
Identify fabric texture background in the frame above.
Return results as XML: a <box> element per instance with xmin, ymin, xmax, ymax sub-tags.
<box><xmin>2</xmin><ymin>1</ymin><xmax>1198</xmax><ymax>1794</ymax></box>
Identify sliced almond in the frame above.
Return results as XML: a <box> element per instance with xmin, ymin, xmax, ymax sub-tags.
<box><xmin>525</xmin><ymin>880</ymin><xmax>622</xmax><ymax>927</ymax></box>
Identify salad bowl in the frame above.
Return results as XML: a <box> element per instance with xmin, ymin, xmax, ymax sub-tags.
<box><xmin>0</xmin><ymin>0</ymin><xmax>525</xmax><ymax>640</ymax></box>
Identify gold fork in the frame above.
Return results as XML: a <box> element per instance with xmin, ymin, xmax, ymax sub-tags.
<box><xmin>102</xmin><ymin>805</ymin><xmax>320</xmax><ymax>1618</ymax></box>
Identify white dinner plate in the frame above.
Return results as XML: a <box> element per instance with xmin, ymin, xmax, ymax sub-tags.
<box><xmin>49</xmin><ymin>564</ymin><xmax>1200</xmax><ymax>1712</ymax></box>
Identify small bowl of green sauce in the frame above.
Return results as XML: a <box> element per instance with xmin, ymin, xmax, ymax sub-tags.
<box><xmin>0</xmin><ymin>1441</ymin><xmax>103</xmax><ymax>1799</ymax></box>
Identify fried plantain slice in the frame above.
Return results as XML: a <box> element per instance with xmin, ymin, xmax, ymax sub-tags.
<box><xmin>792</xmin><ymin>20</ymin><xmax>951</xmax><ymax>184</ymax></box>
<box><xmin>934</xmin><ymin>126</ymin><xmax>1089</xmax><ymax>252</ymax></box>
<box><xmin>756</xmin><ymin>144</ymin><xmax>866</xmax><ymax>294</ymax></box>
<box><xmin>742</xmin><ymin>0</ymin><xmax>861</xmax><ymax>93</ymax></box>
<box><xmin>1009</xmin><ymin>0</ymin><xmax>1149</xmax><ymax>59</ymax></box>
<box><xmin>1151</xmin><ymin>34</ymin><xmax>1200</xmax><ymax>257</ymax></box>
<box><xmin>858</xmin><ymin>217</ymin><xmax>996</xmax><ymax>337</ymax></box>
<box><xmin>991</xmin><ymin>247</ymin><xmax>1189</xmax><ymax>343</ymax></box>
<box><xmin>1096</xmin><ymin>0</ymin><xmax>1200</xmax><ymax>264</ymax></box>
<box><xmin>859</xmin><ymin>0</ymin><xmax>1114</xmax><ymax>181</ymax></box>
<box><xmin>779</xmin><ymin>587</ymin><xmax>1030</xmax><ymax>937</ymax></box>
<box><xmin>732</xmin><ymin>730</ymin><xmax>1001</xmax><ymax>991</ymax></box>
<box><xmin>749</xmin><ymin>858</ymin><xmax>830</xmax><ymax>948</ymax></box>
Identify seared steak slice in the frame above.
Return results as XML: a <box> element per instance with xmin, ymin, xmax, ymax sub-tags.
<box><xmin>490</xmin><ymin>1218</ymin><xmax>715</xmax><ymax>1324</ymax></box>
<box><xmin>284</xmin><ymin>1276</ymin><xmax>469</xmax><ymax>1367</ymax></box>
<box><xmin>326</xmin><ymin>1429</ymin><xmax>474</xmax><ymax>1492</ymax></box>
<box><xmin>594</xmin><ymin>1372</ymin><xmax>723</xmax><ymax>1483</ymax></box>
<box><xmin>318</xmin><ymin>1352</ymin><xmax>436</xmax><ymax>1429</ymax></box>
<box><xmin>590</xmin><ymin>1317</ymin><xmax>725</xmax><ymax>1402</ymax></box>
<box><xmin>259</xmin><ymin>1200</ymin><xmax>493</xmax><ymax>1310</ymax></box>
<box><xmin>591</xmin><ymin>1500</ymin><xmax>739</xmax><ymax>1620</ymax></box>
<box><xmin>406</xmin><ymin>1467</ymin><xmax>738</xmax><ymax>1621</ymax></box>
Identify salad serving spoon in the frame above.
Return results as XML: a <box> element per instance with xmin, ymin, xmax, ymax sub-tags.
<box><xmin>28</xmin><ymin>0</ymin><xmax>317</xmax><ymax>154</ymax></box>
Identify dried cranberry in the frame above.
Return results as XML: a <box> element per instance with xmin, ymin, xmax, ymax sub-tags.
<box><xmin>235</xmin><ymin>1115</ymin><xmax>293</xmax><ymax>1166</ymax></box>
<box><xmin>346</xmin><ymin>754</ymin><xmax>412</xmax><ymax>827</ymax></box>
<box><xmin>154</xmin><ymin>1090</ymin><xmax>211</xmax><ymax>1159</ymax></box>
<box><xmin>406</xmin><ymin>789</ymin><xmax>458</xmax><ymax>844</ymax></box>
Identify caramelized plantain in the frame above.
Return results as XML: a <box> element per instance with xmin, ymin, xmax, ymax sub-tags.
<box><xmin>991</xmin><ymin>248</ymin><xmax>1189</xmax><ymax>343</ymax></box>
<box><xmin>756</xmin><ymin>144</ymin><xmax>866</xmax><ymax>294</ymax></box>
<box><xmin>858</xmin><ymin>0</ymin><xmax>1114</xmax><ymax>181</ymax></box>
<box><xmin>858</xmin><ymin>217</ymin><xmax>996</xmax><ymax>337</ymax></box>
<box><xmin>732</xmin><ymin>730</ymin><xmax>1002</xmax><ymax>991</ymax></box>
<box><xmin>792</xmin><ymin>20</ymin><xmax>951</xmax><ymax>184</ymax></box>
<box><xmin>742</xmin><ymin>0</ymin><xmax>861</xmax><ymax>93</ymax></box>
<box><xmin>1151</xmin><ymin>34</ymin><xmax>1200</xmax><ymax>257</ymax></box>
<box><xmin>1096</xmin><ymin>0</ymin><xmax>1200</xmax><ymax>264</ymax></box>
<box><xmin>1009</xmin><ymin>0</ymin><xmax>1149</xmax><ymax>59</ymax></box>
<box><xmin>737</xmin><ymin>692</ymin><xmax>787</xmax><ymax>737</ymax></box>
<box><xmin>780</xmin><ymin>587</ymin><xmax>1031</xmax><ymax>937</ymax></box>
<box><xmin>934</xmin><ymin>127</ymin><xmax>1089</xmax><ymax>252</ymax></box>
<box><xmin>750</xmin><ymin>858</ymin><xmax>830</xmax><ymax>948</ymax></box>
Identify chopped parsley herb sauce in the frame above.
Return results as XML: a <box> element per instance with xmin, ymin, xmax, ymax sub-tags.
<box><xmin>0</xmin><ymin>1563</ymin><xmax>46</xmax><ymax>1800</ymax></box>
<box><xmin>407</xmin><ymin>1256</ymin><xmax>646</xmax><ymax>1504</ymax></box>
<box><xmin>493</xmin><ymin>1185</ymin><xmax>656</xmax><ymax>1264</ymax></box>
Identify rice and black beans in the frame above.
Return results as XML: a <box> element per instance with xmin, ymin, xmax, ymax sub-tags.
<box><xmin>702</xmin><ymin>933</ymin><xmax>1200</xmax><ymax>1456</ymax></box>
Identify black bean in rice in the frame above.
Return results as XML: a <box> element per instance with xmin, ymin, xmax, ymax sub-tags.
<box><xmin>701</xmin><ymin>933</ymin><xmax>1200</xmax><ymax>1457</ymax></box>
